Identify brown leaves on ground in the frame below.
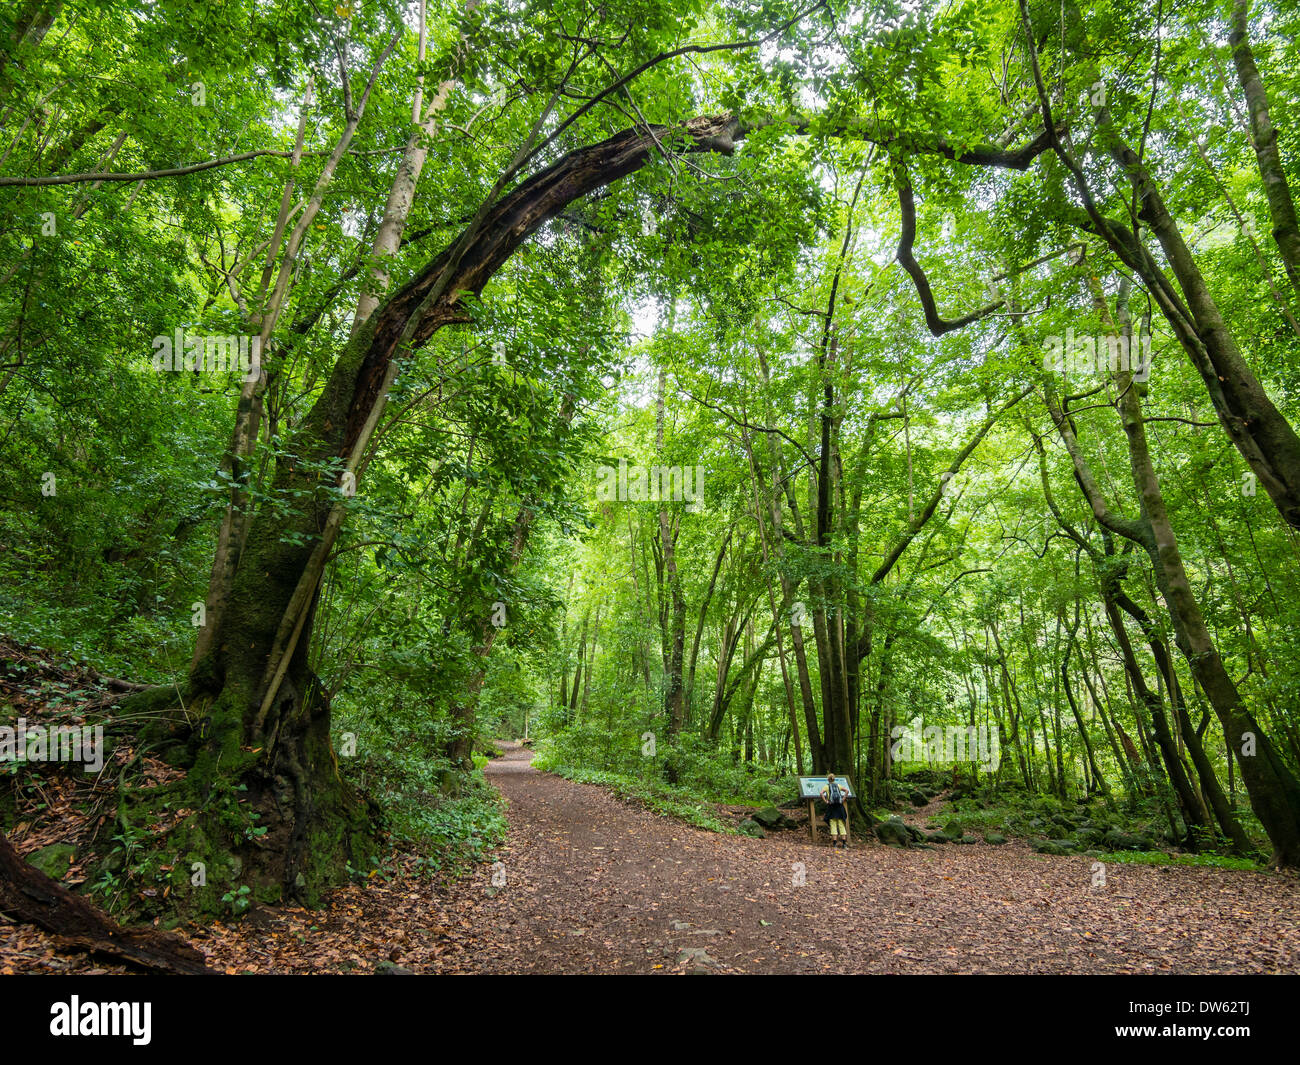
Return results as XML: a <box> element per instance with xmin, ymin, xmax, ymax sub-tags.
<box><xmin>5</xmin><ymin>734</ymin><xmax>1300</xmax><ymax>974</ymax></box>
<box><xmin>426</xmin><ymin>744</ymin><xmax>1300</xmax><ymax>974</ymax></box>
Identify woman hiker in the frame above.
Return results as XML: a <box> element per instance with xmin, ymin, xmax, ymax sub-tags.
<box><xmin>820</xmin><ymin>773</ymin><xmax>848</xmax><ymax>848</ymax></box>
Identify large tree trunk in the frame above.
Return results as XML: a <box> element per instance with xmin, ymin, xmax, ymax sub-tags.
<box><xmin>1110</xmin><ymin>349</ymin><xmax>1300</xmax><ymax>865</ymax></box>
<box><xmin>814</xmin><ymin>323</ymin><xmax>853</xmax><ymax>776</ymax></box>
<box><xmin>1103</xmin><ymin>129</ymin><xmax>1300</xmax><ymax>531</ymax></box>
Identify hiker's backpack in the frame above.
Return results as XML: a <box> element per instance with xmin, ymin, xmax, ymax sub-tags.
<box><xmin>827</xmin><ymin>779</ymin><xmax>841</xmax><ymax>804</ymax></box>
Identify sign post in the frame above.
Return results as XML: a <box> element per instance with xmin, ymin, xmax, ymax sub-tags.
<box><xmin>798</xmin><ymin>776</ymin><xmax>853</xmax><ymax>845</ymax></box>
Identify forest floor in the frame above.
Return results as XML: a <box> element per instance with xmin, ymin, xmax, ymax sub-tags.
<box><xmin>412</xmin><ymin>743</ymin><xmax>1300</xmax><ymax>973</ymax></box>
<box><xmin>4</xmin><ymin>741</ymin><xmax>1300</xmax><ymax>974</ymax></box>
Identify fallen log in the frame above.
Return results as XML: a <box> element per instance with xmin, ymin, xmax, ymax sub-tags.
<box><xmin>0</xmin><ymin>831</ymin><xmax>210</xmax><ymax>974</ymax></box>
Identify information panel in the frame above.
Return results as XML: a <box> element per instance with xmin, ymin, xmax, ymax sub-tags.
<box><xmin>798</xmin><ymin>775</ymin><xmax>853</xmax><ymax>799</ymax></box>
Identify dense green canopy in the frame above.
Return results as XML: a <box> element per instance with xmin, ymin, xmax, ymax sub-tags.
<box><xmin>3</xmin><ymin>0</ymin><xmax>1300</xmax><ymax>915</ymax></box>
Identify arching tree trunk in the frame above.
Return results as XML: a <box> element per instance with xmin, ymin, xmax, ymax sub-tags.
<box><xmin>142</xmin><ymin>116</ymin><xmax>752</xmax><ymax>907</ymax></box>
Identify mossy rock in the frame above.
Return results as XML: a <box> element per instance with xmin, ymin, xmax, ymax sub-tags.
<box><xmin>983</xmin><ymin>833</ymin><xmax>1007</xmax><ymax>845</ymax></box>
<box><xmin>1034</xmin><ymin>839</ymin><xmax>1074</xmax><ymax>856</ymax></box>
<box><xmin>876</xmin><ymin>821</ymin><xmax>910</xmax><ymax>847</ymax></box>
<box><xmin>942</xmin><ymin>819</ymin><xmax>965</xmax><ymax>838</ymax></box>
<box><xmin>751</xmin><ymin>806</ymin><xmax>794</xmax><ymax>830</ymax></box>
<box><xmin>737</xmin><ymin>819</ymin><xmax>767</xmax><ymax>839</ymax></box>
<box><xmin>876</xmin><ymin>816</ymin><xmax>921</xmax><ymax>848</ymax></box>
<box><xmin>1103</xmin><ymin>828</ymin><xmax>1152</xmax><ymax>851</ymax></box>
<box><xmin>29</xmin><ymin>843</ymin><xmax>76</xmax><ymax>880</ymax></box>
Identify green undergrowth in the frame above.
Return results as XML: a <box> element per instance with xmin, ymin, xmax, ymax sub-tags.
<box><xmin>342</xmin><ymin>752</ymin><xmax>508</xmax><ymax>876</ymax></box>
<box><xmin>913</xmin><ymin>780</ymin><xmax>1269</xmax><ymax>868</ymax></box>
<box><xmin>0</xmin><ymin>573</ymin><xmax>205</xmax><ymax>686</ymax></box>
<box><xmin>1093</xmin><ymin>850</ymin><xmax>1261</xmax><ymax>871</ymax></box>
<box><xmin>331</xmin><ymin>696</ymin><xmax>509</xmax><ymax>878</ymax></box>
<box><xmin>533</xmin><ymin>756</ymin><xmax>732</xmax><ymax>833</ymax></box>
<box><xmin>394</xmin><ymin>772</ymin><xmax>509</xmax><ymax>877</ymax></box>
<box><xmin>534</xmin><ymin>730</ymin><xmax>797</xmax><ymax>803</ymax></box>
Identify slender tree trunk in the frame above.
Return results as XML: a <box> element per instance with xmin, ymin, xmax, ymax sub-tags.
<box><xmin>656</xmin><ymin>366</ymin><xmax>687</xmax><ymax>738</ymax></box>
<box><xmin>570</xmin><ymin>612</ymin><xmax>589</xmax><ymax>718</ymax></box>
<box><xmin>1053</xmin><ymin>274</ymin><xmax>1300</xmax><ymax>864</ymax></box>
<box><xmin>579</xmin><ymin>607</ymin><xmax>600</xmax><ymax>724</ymax></box>
<box><xmin>1112</xmin><ymin>588</ymin><xmax>1254</xmax><ymax>854</ymax></box>
<box><xmin>1062</xmin><ymin>619</ymin><xmax>1110</xmax><ymax>801</ymax></box>
<box><xmin>1229</xmin><ymin>0</ymin><xmax>1300</xmax><ymax>298</ymax></box>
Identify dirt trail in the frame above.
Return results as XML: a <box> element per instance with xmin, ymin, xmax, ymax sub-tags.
<box><xmin>453</xmin><ymin>743</ymin><xmax>1300</xmax><ymax>974</ymax></box>
<box><xmin>9</xmin><ymin>742</ymin><xmax>1298</xmax><ymax>974</ymax></box>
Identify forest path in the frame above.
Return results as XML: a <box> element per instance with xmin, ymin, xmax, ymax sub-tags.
<box><xmin>449</xmin><ymin>743</ymin><xmax>1300</xmax><ymax>974</ymax></box>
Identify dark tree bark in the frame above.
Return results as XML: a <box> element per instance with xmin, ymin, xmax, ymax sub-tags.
<box><xmin>1112</xmin><ymin>586</ymin><xmax>1255</xmax><ymax>855</ymax></box>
